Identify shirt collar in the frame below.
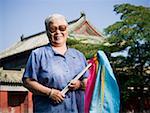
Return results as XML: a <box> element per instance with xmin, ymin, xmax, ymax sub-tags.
<box><xmin>47</xmin><ymin>43</ymin><xmax>77</xmax><ymax>58</ymax></box>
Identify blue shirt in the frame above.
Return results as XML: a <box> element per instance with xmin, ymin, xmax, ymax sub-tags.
<box><xmin>22</xmin><ymin>43</ymin><xmax>89</xmax><ymax>113</ymax></box>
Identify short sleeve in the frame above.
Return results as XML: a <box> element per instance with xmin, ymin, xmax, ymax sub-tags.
<box><xmin>22</xmin><ymin>51</ymin><xmax>40</xmax><ymax>81</ymax></box>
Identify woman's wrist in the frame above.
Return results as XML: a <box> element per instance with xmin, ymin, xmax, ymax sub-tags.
<box><xmin>48</xmin><ymin>88</ymin><xmax>53</xmax><ymax>98</ymax></box>
<box><xmin>80</xmin><ymin>81</ymin><xmax>85</xmax><ymax>90</ymax></box>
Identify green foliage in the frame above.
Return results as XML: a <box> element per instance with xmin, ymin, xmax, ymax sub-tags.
<box><xmin>104</xmin><ymin>3</ymin><xmax>150</xmax><ymax>75</ymax></box>
<box><xmin>67</xmin><ymin>38</ymin><xmax>105</xmax><ymax>59</ymax></box>
<box><xmin>104</xmin><ymin>3</ymin><xmax>150</xmax><ymax>111</ymax></box>
<box><xmin>105</xmin><ymin>4</ymin><xmax>150</xmax><ymax>45</ymax></box>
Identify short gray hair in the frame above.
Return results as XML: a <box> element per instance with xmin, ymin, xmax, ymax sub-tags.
<box><xmin>45</xmin><ymin>13</ymin><xmax>68</xmax><ymax>31</ymax></box>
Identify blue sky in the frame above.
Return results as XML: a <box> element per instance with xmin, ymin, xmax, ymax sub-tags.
<box><xmin>0</xmin><ymin>0</ymin><xmax>149</xmax><ymax>52</ymax></box>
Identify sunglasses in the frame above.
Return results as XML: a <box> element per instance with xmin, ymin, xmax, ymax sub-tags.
<box><xmin>48</xmin><ymin>25</ymin><xmax>67</xmax><ymax>33</ymax></box>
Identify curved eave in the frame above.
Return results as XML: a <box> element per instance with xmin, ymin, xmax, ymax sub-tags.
<box><xmin>0</xmin><ymin>33</ymin><xmax>49</xmax><ymax>60</ymax></box>
<box><xmin>0</xmin><ymin>85</ymin><xmax>28</xmax><ymax>91</ymax></box>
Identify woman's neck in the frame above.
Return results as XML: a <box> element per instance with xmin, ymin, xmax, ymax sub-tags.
<box><xmin>52</xmin><ymin>44</ymin><xmax>67</xmax><ymax>55</ymax></box>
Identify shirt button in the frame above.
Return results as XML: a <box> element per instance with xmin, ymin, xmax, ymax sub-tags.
<box><xmin>71</xmin><ymin>109</ymin><xmax>75</xmax><ymax>112</ymax></box>
<box><xmin>66</xmin><ymin>94</ymin><xmax>70</xmax><ymax>98</ymax></box>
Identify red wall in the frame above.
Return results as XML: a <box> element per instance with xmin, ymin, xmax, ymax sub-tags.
<box><xmin>0</xmin><ymin>91</ymin><xmax>33</xmax><ymax>113</ymax></box>
<box><xmin>0</xmin><ymin>91</ymin><xmax>8</xmax><ymax>113</ymax></box>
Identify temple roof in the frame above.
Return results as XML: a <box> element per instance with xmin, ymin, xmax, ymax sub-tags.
<box><xmin>0</xmin><ymin>13</ymin><xmax>105</xmax><ymax>60</ymax></box>
<box><xmin>0</xmin><ymin>68</ymin><xmax>23</xmax><ymax>84</ymax></box>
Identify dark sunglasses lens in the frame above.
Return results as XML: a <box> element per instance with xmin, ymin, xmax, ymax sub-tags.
<box><xmin>59</xmin><ymin>25</ymin><xmax>66</xmax><ymax>31</ymax></box>
<box><xmin>49</xmin><ymin>25</ymin><xmax>67</xmax><ymax>33</ymax></box>
<box><xmin>49</xmin><ymin>26</ymin><xmax>57</xmax><ymax>33</ymax></box>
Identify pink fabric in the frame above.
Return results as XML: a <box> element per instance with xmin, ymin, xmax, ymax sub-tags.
<box><xmin>84</xmin><ymin>58</ymin><xmax>98</xmax><ymax>113</ymax></box>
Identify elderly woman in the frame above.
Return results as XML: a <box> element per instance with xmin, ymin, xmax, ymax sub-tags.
<box><xmin>22</xmin><ymin>13</ymin><xmax>89</xmax><ymax>113</ymax></box>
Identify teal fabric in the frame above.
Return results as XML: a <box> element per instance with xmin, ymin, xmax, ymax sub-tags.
<box><xmin>89</xmin><ymin>50</ymin><xmax>120</xmax><ymax>113</ymax></box>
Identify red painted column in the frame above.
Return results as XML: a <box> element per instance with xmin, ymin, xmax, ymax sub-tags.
<box><xmin>0</xmin><ymin>91</ymin><xmax>8</xmax><ymax>113</ymax></box>
<box><xmin>28</xmin><ymin>92</ymin><xmax>33</xmax><ymax>113</ymax></box>
<box><xmin>20</xmin><ymin>101</ymin><xmax>24</xmax><ymax>113</ymax></box>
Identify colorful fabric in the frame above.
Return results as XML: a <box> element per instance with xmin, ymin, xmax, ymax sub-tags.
<box><xmin>85</xmin><ymin>50</ymin><xmax>120</xmax><ymax>113</ymax></box>
<box><xmin>84</xmin><ymin>57</ymin><xmax>98</xmax><ymax>113</ymax></box>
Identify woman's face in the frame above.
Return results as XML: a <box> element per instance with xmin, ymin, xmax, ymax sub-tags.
<box><xmin>48</xmin><ymin>18</ymin><xmax>68</xmax><ymax>47</ymax></box>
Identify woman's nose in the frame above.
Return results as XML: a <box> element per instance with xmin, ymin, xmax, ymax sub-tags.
<box><xmin>55</xmin><ymin>28</ymin><xmax>61</xmax><ymax>34</ymax></box>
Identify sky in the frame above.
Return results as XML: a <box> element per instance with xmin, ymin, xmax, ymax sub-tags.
<box><xmin>0</xmin><ymin>0</ymin><xmax>149</xmax><ymax>52</ymax></box>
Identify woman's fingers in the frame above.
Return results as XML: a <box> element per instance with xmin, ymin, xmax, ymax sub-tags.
<box><xmin>69</xmin><ymin>80</ymin><xmax>81</xmax><ymax>90</ymax></box>
<box><xmin>50</xmin><ymin>89</ymin><xmax>64</xmax><ymax>103</ymax></box>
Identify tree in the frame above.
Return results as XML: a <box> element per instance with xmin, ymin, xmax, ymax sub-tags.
<box><xmin>104</xmin><ymin>3</ymin><xmax>150</xmax><ymax>112</ymax></box>
<box><xmin>67</xmin><ymin>38</ymin><xmax>105</xmax><ymax>59</ymax></box>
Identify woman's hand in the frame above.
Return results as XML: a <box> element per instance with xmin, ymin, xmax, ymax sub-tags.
<box><xmin>69</xmin><ymin>80</ymin><xmax>81</xmax><ymax>90</ymax></box>
<box><xmin>49</xmin><ymin>89</ymin><xmax>65</xmax><ymax>104</ymax></box>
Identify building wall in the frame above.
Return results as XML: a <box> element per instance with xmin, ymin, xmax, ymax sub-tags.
<box><xmin>1</xmin><ymin>52</ymin><xmax>30</xmax><ymax>70</ymax></box>
<box><xmin>0</xmin><ymin>91</ymin><xmax>33</xmax><ymax>113</ymax></box>
<box><xmin>0</xmin><ymin>91</ymin><xmax>8</xmax><ymax>113</ymax></box>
